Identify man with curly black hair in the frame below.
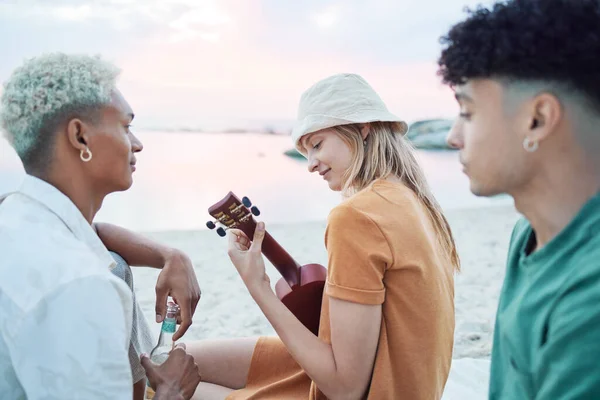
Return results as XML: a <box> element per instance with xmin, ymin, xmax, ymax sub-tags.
<box><xmin>438</xmin><ymin>0</ymin><xmax>600</xmax><ymax>398</ymax></box>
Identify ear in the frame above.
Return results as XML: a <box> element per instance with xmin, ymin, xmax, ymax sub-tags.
<box><xmin>359</xmin><ymin>123</ymin><xmax>371</xmax><ymax>140</ymax></box>
<box><xmin>526</xmin><ymin>93</ymin><xmax>563</xmax><ymax>143</ymax></box>
<box><xmin>65</xmin><ymin>118</ymin><xmax>91</xmax><ymax>152</ymax></box>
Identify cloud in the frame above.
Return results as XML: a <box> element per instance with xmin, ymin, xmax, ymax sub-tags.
<box><xmin>311</xmin><ymin>5</ymin><xmax>341</xmax><ymax>29</ymax></box>
<box><xmin>0</xmin><ymin>0</ymin><xmax>497</xmax><ymax>60</ymax></box>
<box><xmin>0</xmin><ymin>0</ymin><xmax>234</xmax><ymax>40</ymax></box>
<box><xmin>0</xmin><ymin>0</ymin><xmax>491</xmax><ymax>129</ymax></box>
<box><xmin>166</xmin><ymin>2</ymin><xmax>231</xmax><ymax>43</ymax></box>
<box><xmin>52</xmin><ymin>4</ymin><xmax>93</xmax><ymax>21</ymax></box>
<box><xmin>256</xmin><ymin>0</ymin><xmax>498</xmax><ymax>63</ymax></box>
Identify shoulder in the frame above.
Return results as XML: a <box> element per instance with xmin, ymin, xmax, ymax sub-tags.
<box><xmin>560</xmin><ymin>229</ymin><xmax>600</xmax><ymax>292</ymax></box>
<box><xmin>328</xmin><ymin>180</ymin><xmax>422</xmax><ymax>230</ymax></box>
<box><xmin>346</xmin><ymin>181</ymin><xmax>408</xmax><ymax>211</ymax></box>
<box><xmin>328</xmin><ymin>182</ymin><xmax>397</xmax><ymax>221</ymax></box>
<box><xmin>0</xmin><ymin>193</ymin><xmax>74</xmax><ymax>247</ymax></box>
<box><xmin>0</xmin><ymin>200</ymin><xmax>127</xmax><ymax>313</ymax></box>
<box><xmin>325</xmin><ymin>200</ymin><xmax>388</xmax><ymax>252</ymax></box>
<box><xmin>327</xmin><ymin>201</ymin><xmax>377</xmax><ymax>232</ymax></box>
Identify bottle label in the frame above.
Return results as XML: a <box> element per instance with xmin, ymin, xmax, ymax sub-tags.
<box><xmin>162</xmin><ymin>320</ymin><xmax>176</xmax><ymax>333</ymax></box>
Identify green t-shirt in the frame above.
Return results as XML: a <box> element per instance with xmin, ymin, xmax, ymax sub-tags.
<box><xmin>489</xmin><ymin>192</ymin><xmax>600</xmax><ymax>399</ymax></box>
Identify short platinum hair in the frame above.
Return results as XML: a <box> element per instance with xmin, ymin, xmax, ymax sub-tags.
<box><xmin>0</xmin><ymin>53</ymin><xmax>120</xmax><ymax>164</ymax></box>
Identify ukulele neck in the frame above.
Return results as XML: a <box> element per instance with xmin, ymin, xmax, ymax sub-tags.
<box><xmin>260</xmin><ymin>231</ymin><xmax>301</xmax><ymax>288</ymax></box>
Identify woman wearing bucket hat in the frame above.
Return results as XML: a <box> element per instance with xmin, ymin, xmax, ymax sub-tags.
<box><xmin>188</xmin><ymin>73</ymin><xmax>459</xmax><ymax>400</ymax></box>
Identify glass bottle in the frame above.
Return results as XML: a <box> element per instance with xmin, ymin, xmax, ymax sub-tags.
<box><xmin>144</xmin><ymin>302</ymin><xmax>180</xmax><ymax>400</ymax></box>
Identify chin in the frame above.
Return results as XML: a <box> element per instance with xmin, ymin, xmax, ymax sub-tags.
<box><xmin>115</xmin><ymin>175</ymin><xmax>134</xmax><ymax>192</ymax></box>
<box><xmin>469</xmin><ymin>180</ymin><xmax>503</xmax><ymax>198</ymax></box>
<box><xmin>123</xmin><ymin>177</ymin><xmax>134</xmax><ymax>191</ymax></box>
<box><xmin>328</xmin><ymin>181</ymin><xmax>342</xmax><ymax>191</ymax></box>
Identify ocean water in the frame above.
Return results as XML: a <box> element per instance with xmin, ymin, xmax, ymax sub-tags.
<box><xmin>0</xmin><ymin>131</ymin><xmax>511</xmax><ymax>232</ymax></box>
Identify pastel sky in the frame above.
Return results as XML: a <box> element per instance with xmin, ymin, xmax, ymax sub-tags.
<box><xmin>0</xmin><ymin>0</ymin><xmax>494</xmax><ymax>131</ymax></box>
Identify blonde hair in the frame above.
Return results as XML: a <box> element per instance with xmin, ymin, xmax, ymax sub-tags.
<box><xmin>333</xmin><ymin>121</ymin><xmax>460</xmax><ymax>271</ymax></box>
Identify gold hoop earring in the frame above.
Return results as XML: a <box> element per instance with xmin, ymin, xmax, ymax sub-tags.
<box><xmin>523</xmin><ymin>137</ymin><xmax>538</xmax><ymax>153</ymax></box>
<box><xmin>80</xmin><ymin>147</ymin><xmax>93</xmax><ymax>162</ymax></box>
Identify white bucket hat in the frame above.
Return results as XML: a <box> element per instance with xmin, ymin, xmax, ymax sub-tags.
<box><xmin>291</xmin><ymin>73</ymin><xmax>408</xmax><ymax>152</ymax></box>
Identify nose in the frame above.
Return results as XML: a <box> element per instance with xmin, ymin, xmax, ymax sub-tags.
<box><xmin>131</xmin><ymin>132</ymin><xmax>144</xmax><ymax>153</ymax></box>
<box><xmin>307</xmin><ymin>153</ymin><xmax>319</xmax><ymax>173</ymax></box>
<box><xmin>446</xmin><ymin>120</ymin><xmax>464</xmax><ymax>150</ymax></box>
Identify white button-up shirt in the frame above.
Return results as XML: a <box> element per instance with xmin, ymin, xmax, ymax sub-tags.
<box><xmin>0</xmin><ymin>175</ymin><xmax>134</xmax><ymax>399</ymax></box>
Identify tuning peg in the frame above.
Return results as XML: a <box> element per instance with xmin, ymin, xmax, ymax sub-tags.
<box><xmin>250</xmin><ymin>206</ymin><xmax>260</xmax><ymax>216</ymax></box>
<box><xmin>242</xmin><ymin>196</ymin><xmax>252</xmax><ymax>208</ymax></box>
<box><xmin>231</xmin><ymin>203</ymin><xmax>244</xmax><ymax>214</ymax></box>
<box><xmin>206</xmin><ymin>221</ymin><xmax>216</xmax><ymax>229</ymax></box>
<box><xmin>216</xmin><ymin>227</ymin><xmax>227</xmax><ymax>237</ymax></box>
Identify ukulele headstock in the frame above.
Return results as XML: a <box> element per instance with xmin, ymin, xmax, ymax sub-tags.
<box><xmin>206</xmin><ymin>192</ymin><xmax>261</xmax><ymax>238</ymax></box>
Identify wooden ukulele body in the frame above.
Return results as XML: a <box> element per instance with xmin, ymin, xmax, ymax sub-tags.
<box><xmin>274</xmin><ymin>263</ymin><xmax>326</xmax><ymax>335</ymax></box>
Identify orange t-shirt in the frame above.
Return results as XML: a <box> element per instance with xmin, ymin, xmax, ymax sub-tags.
<box><xmin>228</xmin><ymin>180</ymin><xmax>456</xmax><ymax>399</ymax></box>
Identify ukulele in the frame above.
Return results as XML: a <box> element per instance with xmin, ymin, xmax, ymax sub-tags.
<box><xmin>207</xmin><ymin>192</ymin><xmax>327</xmax><ymax>335</ymax></box>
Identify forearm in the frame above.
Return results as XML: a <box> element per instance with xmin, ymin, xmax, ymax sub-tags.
<box><xmin>133</xmin><ymin>379</ymin><xmax>146</xmax><ymax>400</ymax></box>
<box><xmin>250</xmin><ymin>284</ymin><xmax>356</xmax><ymax>399</ymax></box>
<box><xmin>94</xmin><ymin>222</ymin><xmax>171</xmax><ymax>268</ymax></box>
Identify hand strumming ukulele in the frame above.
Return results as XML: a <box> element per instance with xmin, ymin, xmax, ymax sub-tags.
<box><xmin>207</xmin><ymin>192</ymin><xmax>327</xmax><ymax>335</ymax></box>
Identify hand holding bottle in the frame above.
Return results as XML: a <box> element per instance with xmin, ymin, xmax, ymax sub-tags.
<box><xmin>142</xmin><ymin>302</ymin><xmax>200</xmax><ymax>399</ymax></box>
<box><xmin>141</xmin><ymin>342</ymin><xmax>201</xmax><ymax>400</ymax></box>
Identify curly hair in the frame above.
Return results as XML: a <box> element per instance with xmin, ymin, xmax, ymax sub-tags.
<box><xmin>437</xmin><ymin>0</ymin><xmax>600</xmax><ymax>110</ymax></box>
<box><xmin>0</xmin><ymin>53</ymin><xmax>120</xmax><ymax>168</ymax></box>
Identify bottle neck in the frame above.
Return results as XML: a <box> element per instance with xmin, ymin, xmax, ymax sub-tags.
<box><xmin>158</xmin><ymin>317</ymin><xmax>177</xmax><ymax>345</ymax></box>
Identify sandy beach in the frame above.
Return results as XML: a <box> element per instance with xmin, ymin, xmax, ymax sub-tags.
<box><xmin>128</xmin><ymin>203</ymin><xmax>521</xmax><ymax>398</ymax></box>
<box><xmin>131</xmin><ymin>204</ymin><xmax>521</xmax><ymax>361</ymax></box>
